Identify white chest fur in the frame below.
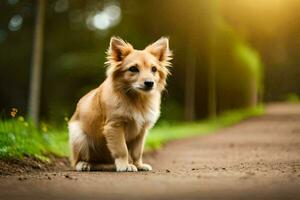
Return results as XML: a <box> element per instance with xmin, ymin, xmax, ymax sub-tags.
<box><xmin>124</xmin><ymin>102</ymin><xmax>160</xmax><ymax>141</ymax></box>
<box><xmin>106</xmin><ymin>96</ymin><xmax>160</xmax><ymax>141</ymax></box>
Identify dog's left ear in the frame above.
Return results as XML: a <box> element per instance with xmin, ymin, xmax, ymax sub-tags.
<box><xmin>145</xmin><ymin>37</ymin><xmax>172</xmax><ymax>64</ymax></box>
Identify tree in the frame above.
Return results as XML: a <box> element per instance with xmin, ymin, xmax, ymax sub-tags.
<box><xmin>28</xmin><ymin>0</ymin><xmax>45</xmax><ymax>125</ymax></box>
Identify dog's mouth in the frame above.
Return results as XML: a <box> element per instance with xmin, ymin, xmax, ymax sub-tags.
<box><xmin>131</xmin><ymin>83</ymin><xmax>155</xmax><ymax>93</ymax></box>
<box><xmin>136</xmin><ymin>87</ymin><xmax>153</xmax><ymax>92</ymax></box>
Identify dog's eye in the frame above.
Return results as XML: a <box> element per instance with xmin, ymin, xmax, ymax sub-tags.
<box><xmin>128</xmin><ymin>66</ymin><xmax>139</xmax><ymax>73</ymax></box>
<box><xmin>151</xmin><ymin>66</ymin><xmax>157</xmax><ymax>73</ymax></box>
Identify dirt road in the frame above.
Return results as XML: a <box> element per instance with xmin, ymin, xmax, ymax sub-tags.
<box><xmin>0</xmin><ymin>103</ymin><xmax>300</xmax><ymax>200</ymax></box>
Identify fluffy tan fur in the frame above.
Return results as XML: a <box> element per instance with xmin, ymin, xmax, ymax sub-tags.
<box><xmin>68</xmin><ymin>37</ymin><xmax>172</xmax><ymax>172</ymax></box>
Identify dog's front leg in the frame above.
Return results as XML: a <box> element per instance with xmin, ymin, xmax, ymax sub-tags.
<box><xmin>130</xmin><ymin>128</ymin><xmax>152</xmax><ymax>171</ymax></box>
<box><xmin>103</xmin><ymin>121</ymin><xmax>137</xmax><ymax>172</ymax></box>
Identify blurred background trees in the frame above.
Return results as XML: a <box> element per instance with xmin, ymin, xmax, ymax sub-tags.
<box><xmin>0</xmin><ymin>0</ymin><xmax>299</xmax><ymax>124</ymax></box>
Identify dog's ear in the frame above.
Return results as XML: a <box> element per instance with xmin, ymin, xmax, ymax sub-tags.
<box><xmin>145</xmin><ymin>37</ymin><xmax>172</xmax><ymax>65</ymax></box>
<box><xmin>106</xmin><ymin>37</ymin><xmax>133</xmax><ymax>64</ymax></box>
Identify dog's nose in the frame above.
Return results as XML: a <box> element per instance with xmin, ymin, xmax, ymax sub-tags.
<box><xmin>144</xmin><ymin>81</ymin><xmax>154</xmax><ymax>89</ymax></box>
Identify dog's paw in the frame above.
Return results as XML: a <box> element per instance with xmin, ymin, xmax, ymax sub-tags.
<box><xmin>75</xmin><ymin>161</ymin><xmax>91</xmax><ymax>172</ymax></box>
<box><xmin>116</xmin><ymin>163</ymin><xmax>138</xmax><ymax>172</ymax></box>
<box><xmin>136</xmin><ymin>163</ymin><xmax>152</xmax><ymax>171</ymax></box>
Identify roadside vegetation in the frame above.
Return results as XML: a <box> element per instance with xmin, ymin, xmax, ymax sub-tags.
<box><xmin>284</xmin><ymin>93</ymin><xmax>300</xmax><ymax>103</ymax></box>
<box><xmin>0</xmin><ymin>106</ymin><xmax>264</xmax><ymax>161</ymax></box>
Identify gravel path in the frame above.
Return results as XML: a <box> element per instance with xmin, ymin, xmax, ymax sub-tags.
<box><xmin>0</xmin><ymin>103</ymin><xmax>299</xmax><ymax>200</ymax></box>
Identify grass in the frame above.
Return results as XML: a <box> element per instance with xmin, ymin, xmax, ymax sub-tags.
<box><xmin>0</xmin><ymin>117</ymin><xmax>68</xmax><ymax>161</ymax></box>
<box><xmin>0</xmin><ymin>106</ymin><xmax>264</xmax><ymax>161</ymax></box>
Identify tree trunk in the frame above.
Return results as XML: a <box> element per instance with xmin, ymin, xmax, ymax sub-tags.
<box><xmin>207</xmin><ymin>0</ymin><xmax>218</xmax><ymax>119</ymax></box>
<box><xmin>207</xmin><ymin>45</ymin><xmax>217</xmax><ymax>119</ymax></box>
<box><xmin>28</xmin><ymin>0</ymin><xmax>45</xmax><ymax>126</ymax></box>
<box><xmin>184</xmin><ymin>44</ymin><xmax>196</xmax><ymax>121</ymax></box>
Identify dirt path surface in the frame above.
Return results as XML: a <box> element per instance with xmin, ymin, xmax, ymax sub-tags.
<box><xmin>1</xmin><ymin>103</ymin><xmax>300</xmax><ymax>200</ymax></box>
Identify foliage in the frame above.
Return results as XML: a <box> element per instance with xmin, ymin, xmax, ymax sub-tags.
<box><xmin>284</xmin><ymin>93</ymin><xmax>300</xmax><ymax>103</ymax></box>
<box><xmin>0</xmin><ymin>106</ymin><xmax>263</xmax><ymax>161</ymax></box>
<box><xmin>214</xmin><ymin>21</ymin><xmax>264</xmax><ymax>111</ymax></box>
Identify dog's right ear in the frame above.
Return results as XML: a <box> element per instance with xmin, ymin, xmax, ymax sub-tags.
<box><xmin>106</xmin><ymin>37</ymin><xmax>133</xmax><ymax>65</ymax></box>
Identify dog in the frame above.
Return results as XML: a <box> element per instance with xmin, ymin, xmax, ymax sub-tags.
<box><xmin>68</xmin><ymin>37</ymin><xmax>172</xmax><ymax>172</ymax></box>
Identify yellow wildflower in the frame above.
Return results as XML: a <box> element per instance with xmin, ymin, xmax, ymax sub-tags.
<box><xmin>10</xmin><ymin>108</ymin><xmax>18</xmax><ymax>118</ymax></box>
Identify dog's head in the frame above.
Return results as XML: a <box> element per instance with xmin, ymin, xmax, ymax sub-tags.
<box><xmin>106</xmin><ymin>37</ymin><xmax>172</xmax><ymax>95</ymax></box>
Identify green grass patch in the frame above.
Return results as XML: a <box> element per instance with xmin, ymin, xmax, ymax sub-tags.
<box><xmin>0</xmin><ymin>106</ymin><xmax>264</xmax><ymax>161</ymax></box>
<box><xmin>0</xmin><ymin>117</ymin><xmax>69</xmax><ymax>161</ymax></box>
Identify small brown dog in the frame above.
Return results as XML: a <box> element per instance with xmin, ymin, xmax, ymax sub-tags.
<box><xmin>68</xmin><ymin>37</ymin><xmax>172</xmax><ymax>172</ymax></box>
